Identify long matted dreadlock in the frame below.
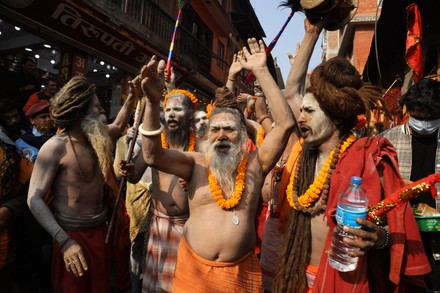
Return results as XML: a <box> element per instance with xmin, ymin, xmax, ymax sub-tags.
<box><xmin>51</xmin><ymin>76</ymin><xmax>96</xmax><ymax>128</ymax></box>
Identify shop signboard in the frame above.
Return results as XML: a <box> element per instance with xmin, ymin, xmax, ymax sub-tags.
<box><xmin>0</xmin><ymin>0</ymin><xmax>165</xmax><ymax>73</ymax></box>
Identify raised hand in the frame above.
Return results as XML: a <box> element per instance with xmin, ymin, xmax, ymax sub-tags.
<box><xmin>287</xmin><ymin>42</ymin><xmax>301</xmax><ymax>66</ymax></box>
<box><xmin>228</xmin><ymin>53</ymin><xmax>243</xmax><ymax>79</ymax></box>
<box><xmin>140</xmin><ymin>56</ymin><xmax>166</xmax><ymax>104</ymax></box>
<box><xmin>128</xmin><ymin>75</ymin><xmax>142</xmax><ymax>99</ymax></box>
<box><xmin>165</xmin><ymin>66</ymin><xmax>176</xmax><ymax>93</ymax></box>
<box><xmin>238</xmin><ymin>38</ymin><xmax>267</xmax><ymax>72</ymax></box>
<box><xmin>304</xmin><ymin>17</ymin><xmax>324</xmax><ymax>34</ymax></box>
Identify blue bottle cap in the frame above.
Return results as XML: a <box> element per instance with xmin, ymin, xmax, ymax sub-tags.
<box><xmin>350</xmin><ymin>176</ymin><xmax>362</xmax><ymax>185</ymax></box>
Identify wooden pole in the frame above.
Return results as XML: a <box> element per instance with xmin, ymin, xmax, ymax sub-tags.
<box><xmin>105</xmin><ymin>98</ymin><xmax>145</xmax><ymax>244</ymax></box>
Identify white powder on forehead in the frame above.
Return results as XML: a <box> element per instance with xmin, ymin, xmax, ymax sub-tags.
<box><xmin>209</xmin><ymin>119</ymin><xmax>237</xmax><ymax>128</ymax></box>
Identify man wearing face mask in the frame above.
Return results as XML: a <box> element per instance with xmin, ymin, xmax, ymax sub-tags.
<box><xmin>382</xmin><ymin>77</ymin><xmax>440</xmax><ymax>292</ymax></box>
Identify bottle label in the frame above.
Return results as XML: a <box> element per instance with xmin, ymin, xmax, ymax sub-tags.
<box><xmin>336</xmin><ymin>206</ymin><xmax>367</xmax><ymax>228</ymax></box>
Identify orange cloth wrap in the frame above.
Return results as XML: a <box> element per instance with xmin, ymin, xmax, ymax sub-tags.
<box><xmin>275</xmin><ymin>140</ymin><xmax>303</xmax><ymax>231</ymax></box>
<box><xmin>173</xmin><ymin>236</ymin><xmax>262</xmax><ymax>292</ymax></box>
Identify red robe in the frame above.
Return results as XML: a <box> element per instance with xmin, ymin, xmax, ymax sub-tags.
<box><xmin>313</xmin><ymin>137</ymin><xmax>430</xmax><ymax>292</ymax></box>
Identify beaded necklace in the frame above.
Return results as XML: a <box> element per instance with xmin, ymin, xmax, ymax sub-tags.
<box><xmin>286</xmin><ymin>134</ymin><xmax>356</xmax><ymax>214</ymax></box>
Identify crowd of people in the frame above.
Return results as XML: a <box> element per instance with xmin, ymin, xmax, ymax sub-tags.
<box><xmin>1</xmin><ymin>18</ymin><xmax>439</xmax><ymax>293</ymax></box>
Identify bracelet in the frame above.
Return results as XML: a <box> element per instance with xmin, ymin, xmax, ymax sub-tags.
<box><xmin>258</xmin><ymin>115</ymin><xmax>271</xmax><ymax>125</ymax></box>
<box><xmin>227</xmin><ymin>76</ymin><xmax>235</xmax><ymax>81</ymax></box>
<box><xmin>59</xmin><ymin>237</ymin><xmax>72</xmax><ymax>249</ymax></box>
<box><xmin>53</xmin><ymin>228</ymin><xmax>71</xmax><ymax>248</ymax></box>
<box><xmin>374</xmin><ymin>226</ymin><xmax>390</xmax><ymax>250</ymax></box>
<box><xmin>138</xmin><ymin>123</ymin><xmax>164</xmax><ymax>137</ymax></box>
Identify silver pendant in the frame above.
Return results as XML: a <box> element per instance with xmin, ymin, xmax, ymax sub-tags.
<box><xmin>232</xmin><ymin>214</ymin><xmax>240</xmax><ymax>225</ymax></box>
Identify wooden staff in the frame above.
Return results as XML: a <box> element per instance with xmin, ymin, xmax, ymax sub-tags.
<box><xmin>106</xmin><ymin>97</ymin><xmax>146</xmax><ymax>244</ymax></box>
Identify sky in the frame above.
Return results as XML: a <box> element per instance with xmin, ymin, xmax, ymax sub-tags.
<box><xmin>249</xmin><ymin>1</ymin><xmax>323</xmax><ymax>84</ymax></box>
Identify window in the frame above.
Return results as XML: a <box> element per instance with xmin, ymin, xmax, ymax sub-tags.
<box><xmin>217</xmin><ymin>41</ymin><xmax>225</xmax><ymax>68</ymax></box>
<box><xmin>192</xmin><ymin>23</ymin><xmax>198</xmax><ymax>37</ymax></box>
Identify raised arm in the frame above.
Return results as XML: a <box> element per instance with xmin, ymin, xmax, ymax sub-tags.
<box><xmin>284</xmin><ymin>19</ymin><xmax>323</xmax><ymax>119</ymax></box>
<box><xmin>106</xmin><ymin>77</ymin><xmax>140</xmax><ymax>137</ymax></box>
<box><xmin>139</xmin><ymin>56</ymin><xmax>195</xmax><ymax>181</ymax></box>
<box><xmin>238</xmin><ymin>38</ymin><xmax>294</xmax><ymax>175</ymax></box>
<box><xmin>165</xmin><ymin>66</ymin><xmax>176</xmax><ymax>93</ymax></box>
<box><xmin>225</xmin><ymin>53</ymin><xmax>243</xmax><ymax>92</ymax></box>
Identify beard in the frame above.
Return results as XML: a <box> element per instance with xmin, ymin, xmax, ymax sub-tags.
<box><xmin>196</xmin><ymin>125</ymin><xmax>207</xmax><ymax>139</ymax></box>
<box><xmin>34</xmin><ymin>119</ymin><xmax>55</xmax><ymax>136</ymax></box>
<box><xmin>202</xmin><ymin>132</ymin><xmax>247</xmax><ymax>195</ymax></box>
<box><xmin>166</xmin><ymin>119</ymin><xmax>190</xmax><ymax>146</ymax></box>
<box><xmin>80</xmin><ymin>114</ymin><xmax>114</xmax><ymax>182</ymax></box>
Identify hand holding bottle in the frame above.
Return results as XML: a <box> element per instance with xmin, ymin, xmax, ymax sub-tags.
<box><xmin>341</xmin><ymin>218</ymin><xmax>387</xmax><ymax>257</ymax></box>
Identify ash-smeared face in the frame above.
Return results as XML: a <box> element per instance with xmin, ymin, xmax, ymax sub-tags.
<box><xmin>164</xmin><ymin>96</ymin><xmax>191</xmax><ymax>131</ymax></box>
<box><xmin>298</xmin><ymin>93</ymin><xmax>337</xmax><ymax>146</ymax></box>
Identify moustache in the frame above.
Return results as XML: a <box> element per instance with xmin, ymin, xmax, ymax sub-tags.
<box><xmin>299</xmin><ymin>125</ymin><xmax>311</xmax><ymax>137</ymax></box>
<box><xmin>213</xmin><ymin>141</ymin><xmax>233</xmax><ymax>148</ymax></box>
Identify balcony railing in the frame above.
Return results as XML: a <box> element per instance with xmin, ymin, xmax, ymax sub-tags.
<box><xmin>111</xmin><ymin>0</ymin><xmax>228</xmax><ymax>76</ymax></box>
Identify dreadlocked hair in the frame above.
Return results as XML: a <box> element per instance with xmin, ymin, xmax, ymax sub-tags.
<box><xmin>51</xmin><ymin>76</ymin><xmax>96</xmax><ymax>128</ymax></box>
<box><xmin>273</xmin><ymin>144</ymin><xmax>318</xmax><ymax>292</ymax></box>
<box><xmin>309</xmin><ymin>57</ymin><xmax>385</xmax><ymax>136</ymax></box>
<box><xmin>214</xmin><ymin>86</ymin><xmax>242</xmax><ymax>111</ymax></box>
<box><xmin>211</xmin><ymin>86</ymin><xmax>252</xmax><ymax>140</ymax></box>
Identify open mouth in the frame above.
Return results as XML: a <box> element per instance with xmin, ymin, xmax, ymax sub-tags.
<box><xmin>166</xmin><ymin>120</ymin><xmax>178</xmax><ymax>127</ymax></box>
<box><xmin>300</xmin><ymin>126</ymin><xmax>310</xmax><ymax>137</ymax></box>
<box><xmin>215</xmin><ymin>142</ymin><xmax>231</xmax><ymax>152</ymax></box>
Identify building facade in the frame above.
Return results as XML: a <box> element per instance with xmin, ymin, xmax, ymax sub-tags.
<box><xmin>323</xmin><ymin>0</ymin><xmax>379</xmax><ymax>76</ymax></box>
<box><xmin>0</xmin><ymin>0</ymin><xmax>271</xmax><ymax>116</ymax></box>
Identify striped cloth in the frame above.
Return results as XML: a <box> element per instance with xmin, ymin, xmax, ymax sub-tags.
<box><xmin>305</xmin><ymin>264</ymin><xmax>319</xmax><ymax>292</ymax></box>
<box><xmin>142</xmin><ymin>209</ymin><xmax>188</xmax><ymax>292</ymax></box>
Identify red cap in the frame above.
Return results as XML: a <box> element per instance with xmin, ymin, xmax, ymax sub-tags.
<box><xmin>25</xmin><ymin>100</ymin><xmax>51</xmax><ymax>117</ymax></box>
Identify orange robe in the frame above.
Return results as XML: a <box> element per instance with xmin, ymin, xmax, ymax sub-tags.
<box><xmin>173</xmin><ymin>236</ymin><xmax>262</xmax><ymax>292</ymax></box>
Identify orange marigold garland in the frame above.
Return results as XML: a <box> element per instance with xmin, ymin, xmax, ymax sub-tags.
<box><xmin>161</xmin><ymin>130</ymin><xmax>196</xmax><ymax>152</ymax></box>
<box><xmin>207</xmin><ymin>154</ymin><xmax>248</xmax><ymax>210</ymax></box>
<box><xmin>286</xmin><ymin>134</ymin><xmax>357</xmax><ymax>213</ymax></box>
<box><xmin>0</xmin><ymin>230</ymin><xmax>9</xmax><ymax>268</ymax></box>
<box><xmin>163</xmin><ymin>89</ymin><xmax>198</xmax><ymax>111</ymax></box>
<box><xmin>206</xmin><ymin>103</ymin><xmax>213</xmax><ymax>118</ymax></box>
<box><xmin>257</xmin><ymin>126</ymin><xmax>265</xmax><ymax>147</ymax></box>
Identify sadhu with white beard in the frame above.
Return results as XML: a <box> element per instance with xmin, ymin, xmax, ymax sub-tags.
<box><xmin>138</xmin><ymin>38</ymin><xmax>294</xmax><ymax>292</ymax></box>
<box><xmin>27</xmin><ymin>76</ymin><xmax>137</xmax><ymax>293</ymax></box>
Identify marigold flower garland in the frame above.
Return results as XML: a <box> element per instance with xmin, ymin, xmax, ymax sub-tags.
<box><xmin>286</xmin><ymin>134</ymin><xmax>356</xmax><ymax>213</ymax></box>
<box><xmin>161</xmin><ymin>130</ymin><xmax>196</xmax><ymax>152</ymax></box>
<box><xmin>207</xmin><ymin>155</ymin><xmax>248</xmax><ymax>210</ymax></box>
<box><xmin>206</xmin><ymin>103</ymin><xmax>213</xmax><ymax>118</ymax></box>
<box><xmin>257</xmin><ymin>126</ymin><xmax>265</xmax><ymax>147</ymax></box>
<box><xmin>0</xmin><ymin>230</ymin><xmax>9</xmax><ymax>268</ymax></box>
<box><xmin>163</xmin><ymin>89</ymin><xmax>198</xmax><ymax>111</ymax></box>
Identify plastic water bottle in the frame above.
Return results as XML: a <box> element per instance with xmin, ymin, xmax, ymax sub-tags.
<box><xmin>328</xmin><ymin>176</ymin><xmax>369</xmax><ymax>272</ymax></box>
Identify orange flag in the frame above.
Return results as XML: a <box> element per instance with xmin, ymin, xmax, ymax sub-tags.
<box><xmin>405</xmin><ymin>3</ymin><xmax>423</xmax><ymax>83</ymax></box>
